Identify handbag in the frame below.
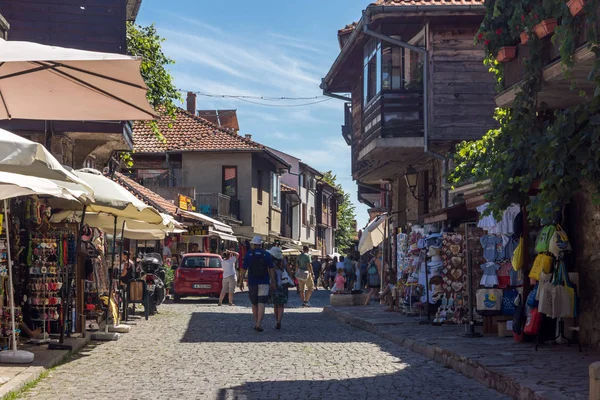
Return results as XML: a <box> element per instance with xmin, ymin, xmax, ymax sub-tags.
<box><xmin>476</xmin><ymin>288</ymin><xmax>503</xmax><ymax>311</ymax></box>
<box><xmin>524</xmin><ymin>308</ymin><xmax>543</xmax><ymax>335</ymax></box>
<box><xmin>529</xmin><ymin>253</ymin><xmax>554</xmax><ymax>280</ymax></box>
<box><xmin>535</xmin><ymin>225</ymin><xmax>556</xmax><ymax>254</ymax></box>
<box><xmin>526</xmin><ymin>284</ymin><xmax>539</xmax><ymax>308</ymax></box>
<box><xmin>281</xmin><ymin>271</ymin><xmax>295</xmax><ymax>288</ymax></box>
<box><xmin>548</xmin><ymin>225</ymin><xmax>571</xmax><ymax>257</ymax></box>
<box><xmin>502</xmin><ymin>289</ymin><xmax>518</xmax><ymax>316</ymax></box>
<box><xmin>551</xmin><ymin>261</ymin><xmax>575</xmax><ymax>318</ymax></box>
<box><xmin>512</xmin><ymin>237</ymin><xmax>524</xmax><ymax>271</ymax></box>
<box><xmin>537</xmin><ymin>271</ymin><xmax>554</xmax><ymax>316</ymax></box>
<box><xmin>295</xmin><ymin>269</ymin><xmax>310</xmax><ymax>282</ymax></box>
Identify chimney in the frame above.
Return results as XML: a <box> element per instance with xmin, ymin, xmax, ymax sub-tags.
<box><xmin>245</xmin><ymin>134</ymin><xmax>252</xmax><ymax>140</ymax></box>
<box><xmin>186</xmin><ymin>92</ymin><xmax>196</xmax><ymax>115</ymax></box>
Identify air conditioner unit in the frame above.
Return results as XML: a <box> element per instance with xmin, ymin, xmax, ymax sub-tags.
<box><xmin>309</xmin><ymin>214</ymin><xmax>316</xmax><ymax>226</ymax></box>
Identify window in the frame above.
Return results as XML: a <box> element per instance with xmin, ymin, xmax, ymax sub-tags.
<box><xmin>286</xmin><ymin>202</ymin><xmax>293</xmax><ymax>227</ymax></box>
<box><xmin>381</xmin><ymin>43</ymin><xmax>404</xmax><ymax>90</ymax></box>
<box><xmin>363</xmin><ymin>38</ymin><xmax>381</xmax><ymax>105</ymax></box>
<box><xmin>84</xmin><ymin>156</ymin><xmax>96</xmax><ymax>169</ymax></box>
<box><xmin>182</xmin><ymin>256</ymin><xmax>222</xmax><ymax>269</ymax></box>
<box><xmin>222</xmin><ymin>166</ymin><xmax>237</xmax><ymax>198</ymax></box>
<box><xmin>300</xmin><ymin>174</ymin><xmax>306</xmax><ymax>189</ymax></box>
<box><xmin>322</xmin><ymin>195</ymin><xmax>328</xmax><ymax>213</ymax></box>
<box><xmin>302</xmin><ymin>203</ymin><xmax>307</xmax><ymax>226</ymax></box>
<box><xmin>257</xmin><ymin>170</ymin><xmax>263</xmax><ymax>204</ymax></box>
<box><xmin>271</xmin><ymin>172</ymin><xmax>281</xmax><ymax>208</ymax></box>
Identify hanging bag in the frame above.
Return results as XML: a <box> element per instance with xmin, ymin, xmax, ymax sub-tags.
<box><xmin>535</xmin><ymin>225</ymin><xmax>556</xmax><ymax>254</ymax></box>
<box><xmin>548</xmin><ymin>225</ymin><xmax>571</xmax><ymax>257</ymax></box>
<box><xmin>476</xmin><ymin>288</ymin><xmax>503</xmax><ymax>311</ymax></box>
<box><xmin>529</xmin><ymin>253</ymin><xmax>554</xmax><ymax>280</ymax></box>
<box><xmin>524</xmin><ymin>308</ymin><xmax>543</xmax><ymax>335</ymax></box>
<box><xmin>512</xmin><ymin>237</ymin><xmax>524</xmax><ymax>271</ymax></box>
<box><xmin>551</xmin><ymin>261</ymin><xmax>576</xmax><ymax>318</ymax></box>
<box><xmin>281</xmin><ymin>270</ymin><xmax>295</xmax><ymax>288</ymax></box>
<box><xmin>526</xmin><ymin>284</ymin><xmax>539</xmax><ymax>308</ymax></box>
<box><xmin>537</xmin><ymin>271</ymin><xmax>554</xmax><ymax>316</ymax></box>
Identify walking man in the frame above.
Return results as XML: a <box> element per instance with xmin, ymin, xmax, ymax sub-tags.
<box><xmin>239</xmin><ymin>236</ymin><xmax>275</xmax><ymax>332</ymax></box>
<box><xmin>297</xmin><ymin>246</ymin><xmax>314</xmax><ymax>307</ymax></box>
<box><xmin>311</xmin><ymin>256</ymin><xmax>321</xmax><ymax>289</ymax></box>
<box><xmin>219</xmin><ymin>249</ymin><xmax>239</xmax><ymax>306</ymax></box>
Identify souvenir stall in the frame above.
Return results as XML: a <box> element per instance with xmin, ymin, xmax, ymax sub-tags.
<box><xmin>474</xmin><ymin>204</ymin><xmax>525</xmax><ymax>335</ymax></box>
<box><xmin>396</xmin><ymin>226</ymin><xmax>425</xmax><ymax>316</ymax></box>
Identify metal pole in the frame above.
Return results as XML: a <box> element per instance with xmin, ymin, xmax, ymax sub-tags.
<box><xmin>463</xmin><ymin>222</ymin><xmax>482</xmax><ymax>338</ymax></box>
<box><xmin>104</xmin><ymin>215</ymin><xmax>117</xmax><ymax>332</ymax></box>
<box><xmin>118</xmin><ymin>219</ymin><xmax>125</xmax><ymax>319</ymax></box>
<box><xmin>3</xmin><ymin>200</ymin><xmax>17</xmax><ymax>352</ymax></box>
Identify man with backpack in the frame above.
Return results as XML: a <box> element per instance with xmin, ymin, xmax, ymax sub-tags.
<box><xmin>239</xmin><ymin>236</ymin><xmax>276</xmax><ymax>332</ymax></box>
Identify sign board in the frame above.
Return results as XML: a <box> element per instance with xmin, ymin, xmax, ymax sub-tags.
<box><xmin>186</xmin><ymin>225</ymin><xmax>208</xmax><ymax>236</ymax></box>
<box><xmin>178</xmin><ymin>194</ymin><xmax>197</xmax><ymax>212</ymax></box>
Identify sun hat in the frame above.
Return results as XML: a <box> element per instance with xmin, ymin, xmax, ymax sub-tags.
<box><xmin>268</xmin><ymin>246</ymin><xmax>283</xmax><ymax>260</ymax></box>
<box><xmin>250</xmin><ymin>235</ymin><xmax>262</xmax><ymax>245</ymax></box>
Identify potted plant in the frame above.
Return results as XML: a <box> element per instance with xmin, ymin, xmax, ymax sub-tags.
<box><xmin>567</xmin><ymin>0</ymin><xmax>585</xmax><ymax>16</ymax></box>
<box><xmin>476</xmin><ymin>13</ymin><xmax>519</xmax><ymax>62</ymax></box>
<box><xmin>529</xmin><ymin>1</ymin><xmax>561</xmax><ymax>39</ymax></box>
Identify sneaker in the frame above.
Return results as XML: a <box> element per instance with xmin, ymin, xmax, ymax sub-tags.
<box><xmin>303</xmin><ymin>302</ymin><xmax>311</xmax><ymax>307</ymax></box>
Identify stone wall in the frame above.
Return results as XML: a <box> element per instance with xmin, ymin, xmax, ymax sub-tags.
<box><xmin>566</xmin><ymin>182</ymin><xmax>600</xmax><ymax>347</ymax></box>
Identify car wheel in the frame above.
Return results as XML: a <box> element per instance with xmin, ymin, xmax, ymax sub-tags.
<box><xmin>174</xmin><ymin>294</ymin><xmax>181</xmax><ymax>303</ymax></box>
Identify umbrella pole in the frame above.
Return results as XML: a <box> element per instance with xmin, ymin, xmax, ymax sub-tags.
<box><xmin>118</xmin><ymin>220</ymin><xmax>125</xmax><ymax>320</ymax></box>
<box><xmin>93</xmin><ymin>216</ymin><xmax>120</xmax><ymax>341</ymax></box>
<box><xmin>0</xmin><ymin>199</ymin><xmax>33</xmax><ymax>363</ymax></box>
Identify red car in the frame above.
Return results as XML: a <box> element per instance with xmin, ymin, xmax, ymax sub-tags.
<box><xmin>172</xmin><ymin>253</ymin><xmax>223</xmax><ymax>302</ymax></box>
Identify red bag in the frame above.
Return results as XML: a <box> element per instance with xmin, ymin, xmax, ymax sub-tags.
<box><xmin>497</xmin><ymin>276</ymin><xmax>510</xmax><ymax>289</ymax></box>
<box><xmin>524</xmin><ymin>308</ymin><xmax>542</xmax><ymax>335</ymax></box>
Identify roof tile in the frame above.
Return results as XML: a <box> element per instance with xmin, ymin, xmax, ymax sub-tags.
<box><xmin>281</xmin><ymin>183</ymin><xmax>297</xmax><ymax>193</ymax></box>
<box><xmin>133</xmin><ymin>107</ymin><xmax>265</xmax><ymax>153</ymax></box>
<box><xmin>112</xmin><ymin>171</ymin><xmax>178</xmax><ymax>216</ymax></box>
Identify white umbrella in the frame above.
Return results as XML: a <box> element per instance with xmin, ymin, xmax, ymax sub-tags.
<box><xmin>0</xmin><ymin>172</ymin><xmax>90</xmax><ymax>363</ymax></box>
<box><xmin>0</xmin><ymin>38</ymin><xmax>156</xmax><ymax>121</ymax></box>
<box><xmin>0</xmin><ymin>128</ymin><xmax>94</xmax><ymax>198</ymax></box>
<box><xmin>358</xmin><ymin>214</ymin><xmax>388</xmax><ymax>255</ymax></box>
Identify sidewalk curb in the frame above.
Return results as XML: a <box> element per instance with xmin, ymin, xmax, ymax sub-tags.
<box><xmin>323</xmin><ymin>306</ymin><xmax>544</xmax><ymax>400</ymax></box>
<box><xmin>0</xmin><ymin>335</ymin><xmax>91</xmax><ymax>399</ymax></box>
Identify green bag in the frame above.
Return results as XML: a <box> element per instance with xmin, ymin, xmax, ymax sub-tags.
<box><xmin>535</xmin><ymin>225</ymin><xmax>556</xmax><ymax>254</ymax></box>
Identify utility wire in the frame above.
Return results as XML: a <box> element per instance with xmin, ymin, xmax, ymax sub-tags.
<box><xmin>236</xmin><ymin>97</ymin><xmax>333</xmax><ymax>107</ymax></box>
<box><xmin>178</xmin><ymin>89</ymin><xmax>341</xmax><ymax>103</ymax></box>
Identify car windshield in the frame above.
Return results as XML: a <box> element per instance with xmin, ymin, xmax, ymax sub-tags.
<box><xmin>182</xmin><ymin>256</ymin><xmax>222</xmax><ymax>269</ymax></box>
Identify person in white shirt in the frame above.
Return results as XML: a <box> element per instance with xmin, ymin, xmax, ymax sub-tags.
<box><xmin>219</xmin><ymin>249</ymin><xmax>239</xmax><ymax>306</ymax></box>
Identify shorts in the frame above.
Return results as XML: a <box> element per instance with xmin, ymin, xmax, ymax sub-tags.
<box><xmin>221</xmin><ymin>275</ymin><xmax>236</xmax><ymax>293</ymax></box>
<box><xmin>298</xmin><ymin>276</ymin><xmax>314</xmax><ymax>292</ymax></box>
<box><xmin>248</xmin><ymin>284</ymin><xmax>269</xmax><ymax>305</ymax></box>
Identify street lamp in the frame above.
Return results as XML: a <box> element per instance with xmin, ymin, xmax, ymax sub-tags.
<box><xmin>404</xmin><ymin>165</ymin><xmax>435</xmax><ymax>201</ymax></box>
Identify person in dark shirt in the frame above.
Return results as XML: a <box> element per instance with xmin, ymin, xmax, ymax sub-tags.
<box><xmin>311</xmin><ymin>256</ymin><xmax>321</xmax><ymax>289</ymax></box>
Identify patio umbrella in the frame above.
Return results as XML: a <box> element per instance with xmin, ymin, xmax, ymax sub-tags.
<box><xmin>0</xmin><ymin>172</ymin><xmax>90</xmax><ymax>363</ymax></box>
<box><xmin>0</xmin><ymin>128</ymin><xmax>94</xmax><ymax>197</ymax></box>
<box><xmin>0</xmin><ymin>38</ymin><xmax>156</xmax><ymax>121</ymax></box>
<box><xmin>358</xmin><ymin>214</ymin><xmax>387</xmax><ymax>255</ymax></box>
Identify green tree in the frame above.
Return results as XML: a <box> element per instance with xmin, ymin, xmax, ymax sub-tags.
<box><xmin>322</xmin><ymin>171</ymin><xmax>357</xmax><ymax>253</ymax></box>
<box><xmin>126</xmin><ymin>22</ymin><xmax>181</xmax><ymax>141</ymax></box>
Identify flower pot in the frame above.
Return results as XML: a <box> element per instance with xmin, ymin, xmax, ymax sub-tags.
<box><xmin>496</xmin><ymin>46</ymin><xmax>517</xmax><ymax>63</ymax></box>
<box><xmin>520</xmin><ymin>31</ymin><xmax>529</xmax><ymax>45</ymax></box>
<box><xmin>534</xmin><ymin>18</ymin><xmax>557</xmax><ymax>39</ymax></box>
<box><xmin>567</xmin><ymin>0</ymin><xmax>585</xmax><ymax>16</ymax></box>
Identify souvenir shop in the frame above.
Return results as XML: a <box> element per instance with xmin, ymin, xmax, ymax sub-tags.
<box><xmin>473</xmin><ymin>203</ymin><xmax>579</xmax><ymax>346</ymax></box>
<box><xmin>0</xmin><ymin>196</ymin><xmax>81</xmax><ymax>347</ymax></box>
<box><xmin>396</xmin><ymin>224</ymin><xmax>471</xmax><ymax>325</ymax></box>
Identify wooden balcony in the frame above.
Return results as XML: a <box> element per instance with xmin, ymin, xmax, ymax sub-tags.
<box><xmin>357</xmin><ymin>89</ymin><xmax>425</xmax><ymax>162</ymax></box>
<box><xmin>196</xmin><ymin>193</ymin><xmax>241</xmax><ymax>222</ymax></box>
<box><xmin>497</xmin><ymin>11</ymin><xmax>600</xmax><ymax>109</ymax></box>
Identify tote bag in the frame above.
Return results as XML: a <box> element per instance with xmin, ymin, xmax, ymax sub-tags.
<box><xmin>476</xmin><ymin>288</ymin><xmax>503</xmax><ymax>311</ymax></box>
<box><xmin>537</xmin><ymin>271</ymin><xmax>554</xmax><ymax>316</ymax></box>
<box><xmin>524</xmin><ymin>308</ymin><xmax>543</xmax><ymax>335</ymax></box>
<box><xmin>551</xmin><ymin>261</ymin><xmax>575</xmax><ymax>318</ymax></box>
<box><xmin>512</xmin><ymin>237</ymin><xmax>524</xmax><ymax>271</ymax></box>
<box><xmin>529</xmin><ymin>254</ymin><xmax>553</xmax><ymax>280</ymax></box>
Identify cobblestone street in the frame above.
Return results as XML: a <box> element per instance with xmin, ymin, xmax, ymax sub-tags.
<box><xmin>19</xmin><ymin>290</ymin><xmax>508</xmax><ymax>400</ymax></box>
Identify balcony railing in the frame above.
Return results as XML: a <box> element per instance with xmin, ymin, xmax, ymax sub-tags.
<box><xmin>196</xmin><ymin>193</ymin><xmax>240</xmax><ymax>221</ymax></box>
<box><xmin>341</xmin><ymin>102</ymin><xmax>352</xmax><ymax>145</ymax></box>
<box><xmin>362</xmin><ymin>89</ymin><xmax>423</xmax><ymax>151</ymax></box>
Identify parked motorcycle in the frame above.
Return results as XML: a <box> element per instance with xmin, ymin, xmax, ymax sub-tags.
<box><xmin>139</xmin><ymin>252</ymin><xmax>166</xmax><ymax>315</ymax></box>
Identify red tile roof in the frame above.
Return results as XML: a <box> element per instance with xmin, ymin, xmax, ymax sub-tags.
<box><xmin>133</xmin><ymin>107</ymin><xmax>265</xmax><ymax>153</ymax></box>
<box><xmin>281</xmin><ymin>183</ymin><xmax>297</xmax><ymax>193</ymax></box>
<box><xmin>112</xmin><ymin>171</ymin><xmax>178</xmax><ymax>216</ymax></box>
<box><xmin>372</xmin><ymin>0</ymin><xmax>484</xmax><ymax>5</ymax></box>
<box><xmin>338</xmin><ymin>22</ymin><xmax>358</xmax><ymax>36</ymax></box>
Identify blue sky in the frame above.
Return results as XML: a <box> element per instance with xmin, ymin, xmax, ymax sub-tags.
<box><xmin>136</xmin><ymin>0</ymin><xmax>370</xmax><ymax>229</ymax></box>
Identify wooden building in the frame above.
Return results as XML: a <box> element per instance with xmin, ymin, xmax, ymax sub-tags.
<box><xmin>321</xmin><ymin>0</ymin><xmax>496</xmax><ymax>229</ymax></box>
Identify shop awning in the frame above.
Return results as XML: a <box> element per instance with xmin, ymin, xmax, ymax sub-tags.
<box><xmin>179</xmin><ymin>209</ymin><xmax>233</xmax><ymax>234</ymax></box>
<box><xmin>423</xmin><ymin>204</ymin><xmax>479</xmax><ymax>225</ymax></box>
<box><xmin>209</xmin><ymin>228</ymin><xmax>238</xmax><ymax>243</ymax></box>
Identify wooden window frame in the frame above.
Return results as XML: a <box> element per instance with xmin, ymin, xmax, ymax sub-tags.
<box><xmin>222</xmin><ymin>166</ymin><xmax>238</xmax><ymax>199</ymax></box>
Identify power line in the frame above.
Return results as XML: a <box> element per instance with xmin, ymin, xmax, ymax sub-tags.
<box><xmin>236</xmin><ymin>97</ymin><xmax>333</xmax><ymax>107</ymax></box>
<box><xmin>179</xmin><ymin>89</ymin><xmax>337</xmax><ymax>101</ymax></box>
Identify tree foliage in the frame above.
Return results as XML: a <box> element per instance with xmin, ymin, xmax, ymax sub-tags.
<box><xmin>449</xmin><ymin>0</ymin><xmax>600</xmax><ymax>223</ymax></box>
<box><xmin>126</xmin><ymin>22</ymin><xmax>181</xmax><ymax>141</ymax></box>
<box><xmin>321</xmin><ymin>171</ymin><xmax>357</xmax><ymax>253</ymax></box>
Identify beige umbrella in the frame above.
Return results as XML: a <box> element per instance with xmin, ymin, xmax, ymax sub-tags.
<box><xmin>0</xmin><ymin>38</ymin><xmax>156</xmax><ymax>121</ymax></box>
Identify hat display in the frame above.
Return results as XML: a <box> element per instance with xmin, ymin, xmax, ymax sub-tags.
<box><xmin>250</xmin><ymin>235</ymin><xmax>262</xmax><ymax>245</ymax></box>
<box><xmin>427</xmin><ymin>246</ymin><xmax>441</xmax><ymax>258</ymax></box>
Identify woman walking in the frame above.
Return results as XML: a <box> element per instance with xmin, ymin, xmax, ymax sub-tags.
<box><xmin>269</xmin><ymin>247</ymin><xmax>293</xmax><ymax>329</ymax></box>
<box><xmin>364</xmin><ymin>249</ymin><xmax>383</xmax><ymax>305</ymax></box>
<box><xmin>329</xmin><ymin>257</ymin><xmax>338</xmax><ymax>289</ymax></box>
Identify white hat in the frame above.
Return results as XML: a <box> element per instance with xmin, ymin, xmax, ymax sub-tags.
<box><xmin>250</xmin><ymin>236</ymin><xmax>262</xmax><ymax>245</ymax></box>
<box><xmin>268</xmin><ymin>246</ymin><xmax>283</xmax><ymax>260</ymax></box>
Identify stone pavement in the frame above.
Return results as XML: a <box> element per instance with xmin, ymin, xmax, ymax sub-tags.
<box><xmin>13</xmin><ymin>289</ymin><xmax>509</xmax><ymax>400</ymax></box>
<box><xmin>0</xmin><ymin>336</ymin><xmax>89</xmax><ymax>398</ymax></box>
<box><xmin>325</xmin><ymin>305</ymin><xmax>599</xmax><ymax>400</ymax></box>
